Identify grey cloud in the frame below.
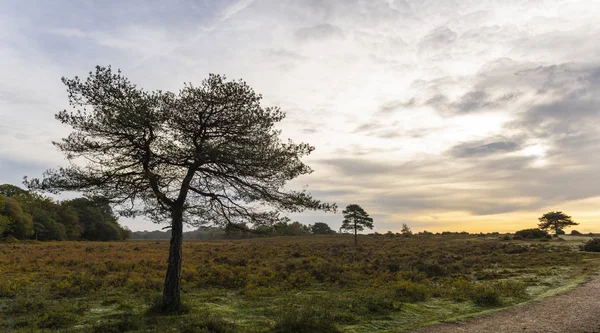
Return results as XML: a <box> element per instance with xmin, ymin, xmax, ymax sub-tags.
<box><xmin>333</xmin><ymin>145</ymin><xmax>400</xmax><ymax>156</ymax></box>
<box><xmin>354</xmin><ymin>121</ymin><xmax>382</xmax><ymax>132</ymax></box>
<box><xmin>318</xmin><ymin>158</ymin><xmax>398</xmax><ymax>177</ymax></box>
<box><xmin>264</xmin><ymin>48</ymin><xmax>307</xmax><ymax>61</ymax></box>
<box><xmin>449</xmin><ymin>140</ymin><xmax>520</xmax><ymax>158</ymax></box>
<box><xmin>295</xmin><ymin>23</ymin><xmax>344</xmax><ymax>41</ymax></box>
<box><xmin>418</xmin><ymin>27</ymin><xmax>458</xmax><ymax>54</ymax></box>
<box><xmin>354</xmin><ymin>120</ymin><xmax>431</xmax><ymax>139</ymax></box>
<box><xmin>453</xmin><ymin>90</ymin><xmax>488</xmax><ymax>113</ymax></box>
<box><xmin>301</xmin><ymin>127</ymin><xmax>318</xmax><ymax>134</ymax></box>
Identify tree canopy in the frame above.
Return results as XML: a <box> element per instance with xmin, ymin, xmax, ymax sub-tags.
<box><xmin>25</xmin><ymin>66</ymin><xmax>335</xmax><ymax>312</ymax></box>
<box><xmin>311</xmin><ymin>222</ymin><xmax>335</xmax><ymax>235</ymax></box>
<box><xmin>0</xmin><ymin>184</ymin><xmax>129</xmax><ymax>241</ymax></box>
<box><xmin>538</xmin><ymin>211</ymin><xmax>578</xmax><ymax>234</ymax></box>
<box><xmin>340</xmin><ymin>204</ymin><xmax>374</xmax><ymax>245</ymax></box>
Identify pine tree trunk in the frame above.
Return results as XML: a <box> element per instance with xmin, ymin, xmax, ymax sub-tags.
<box><xmin>354</xmin><ymin>220</ymin><xmax>358</xmax><ymax>246</ymax></box>
<box><xmin>162</xmin><ymin>209</ymin><xmax>184</xmax><ymax>312</ymax></box>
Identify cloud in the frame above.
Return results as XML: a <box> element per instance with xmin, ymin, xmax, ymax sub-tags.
<box><xmin>295</xmin><ymin>24</ymin><xmax>344</xmax><ymax>41</ymax></box>
<box><xmin>2</xmin><ymin>0</ymin><xmax>600</xmax><ymax>231</ymax></box>
<box><xmin>449</xmin><ymin>140</ymin><xmax>521</xmax><ymax>158</ymax></box>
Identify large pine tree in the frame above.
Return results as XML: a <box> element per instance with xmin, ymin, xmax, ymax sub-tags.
<box><xmin>25</xmin><ymin>66</ymin><xmax>335</xmax><ymax>312</ymax></box>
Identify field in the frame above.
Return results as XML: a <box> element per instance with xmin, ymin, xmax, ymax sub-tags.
<box><xmin>1</xmin><ymin>234</ymin><xmax>599</xmax><ymax>332</ymax></box>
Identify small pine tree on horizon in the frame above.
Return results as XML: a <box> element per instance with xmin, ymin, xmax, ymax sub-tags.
<box><xmin>538</xmin><ymin>211</ymin><xmax>578</xmax><ymax>234</ymax></box>
<box><xmin>340</xmin><ymin>204</ymin><xmax>374</xmax><ymax>246</ymax></box>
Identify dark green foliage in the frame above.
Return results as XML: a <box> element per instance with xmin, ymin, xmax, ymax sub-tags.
<box><xmin>68</xmin><ymin>197</ymin><xmax>130</xmax><ymax>241</ymax></box>
<box><xmin>514</xmin><ymin>228</ymin><xmax>549</xmax><ymax>239</ymax></box>
<box><xmin>583</xmin><ymin>238</ymin><xmax>600</xmax><ymax>252</ymax></box>
<box><xmin>0</xmin><ymin>194</ymin><xmax>34</xmax><ymax>238</ymax></box>
<box><xmin>538</xmin><ymin>211</ymin><xmax>578</xmax><ymax>234</ymax></box>
<box><xmin>571</xmin><ymin>230</ymin><xmax>582</xmax><ymax>235</ymax></box>
<box><xmin>312</xmin><ymin>222</ymin><xmax>335</xmax><ymax>235</ymax></box>
<box><xmin>0</xmin><ymin>184</ymin><xmax>128</xmax><ymax>241</ymax></box>
<box><xmin>273</xmin><ymin>220</ymin><xmax>311</xmax><ymax>236</ymax></box>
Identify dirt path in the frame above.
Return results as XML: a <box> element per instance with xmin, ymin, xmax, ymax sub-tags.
<box><xmin>410</xmin><ymin>274</ymin><xmax>600</xmax><ymax>333</ymax></box>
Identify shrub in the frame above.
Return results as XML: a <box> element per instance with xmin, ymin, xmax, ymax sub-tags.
<box><xmin>512</xmin><ymin>235</ymin><xmax>524</xmax><ymax>240</ymax></box>
<box><xmin>5</xmin><ymin>296</ymin><xmax>47</xmax><ymax>315</ymax></box>
<box><xmin>36</xmin><ymin>311</ymin><xmax>78</xmax><ymax>329</ymax></box>
<box><xmin>343</xmin><ymin>289</ymin><xmax>399</xmax><ymax>316</ymax></box>
<box><xmin>571</xmin><ymin>230</ymin><xmax>582</xmax><ymax>235</ymax></box>
<box><xmin>395</xmin><ymin>280</ymin><xmax>430</xmax><ymax>302</ymax></box>
<box><xmin>272</xmin><ymin>304</ymin><xmax>341</xmax><ymax>333</ymax></box>
<box><xmin>446</xmin><ymin>277</ymin><xmax>473</xmax><ymax>301</ymax></box>
<box><xmin>583</xmin><ymin>238</ymin><xmax>600</xmax><ymax>252</ymax></box>
<box><xmin>514</xmin><ymin>228</ymin><xmax>548</xmax><ymax>239</ymax></box>
<box><xmin>2</xmin><ymin>234</ymin><xmax>19</xmax><ymax>243</ymax></box>
<box><xmin>470</xmin><ymin>284</ymin><xmax>501</xmax><ymax>306</ymax></box>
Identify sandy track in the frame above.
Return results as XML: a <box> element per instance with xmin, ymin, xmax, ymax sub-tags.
<box><xmin>410</xmin><ymin>274</ymin><xmax>600</xmax><ymax>333</ymax></box>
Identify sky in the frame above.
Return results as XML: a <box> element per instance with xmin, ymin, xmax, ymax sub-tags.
<box><xmin>1</xmin><ymin>0</ymin><xmax>600</xmax><ymax>233</ymax></box>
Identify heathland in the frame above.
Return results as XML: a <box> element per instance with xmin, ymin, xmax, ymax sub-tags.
<box><xmin>1</xmin><ymin>234</ymin><xmax>599</xmax><ymax>332</ymax></box>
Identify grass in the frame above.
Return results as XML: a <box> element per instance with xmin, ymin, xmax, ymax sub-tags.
<box><xmin>0</xmin><ymin>234</ymin><xmax>599</xmax><ymax>332</ymax></box>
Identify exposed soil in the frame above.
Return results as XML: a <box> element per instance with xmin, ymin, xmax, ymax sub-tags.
<box><xmin>410</xmin><ymin>274</ymin><xmax>600</xmax><ymax>333</ymax></box>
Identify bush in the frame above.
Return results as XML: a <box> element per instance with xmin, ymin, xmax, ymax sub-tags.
<box><xmin>36</xmin><ymin>311</ymin><xmax>78</xmax><ymax>329</ymax></box>
<box><xmin>395</xmin><ymin>280</ymin><xmax>430</xmax><ymax>302</ymax></box>
<box><xmin>571</xmin><ymin>230</ymin><xmax>582</xmax><ymax>235</ymax></box>
<box><xmin>344</xmin><ymin>290</ymin><xmax>399</xmax><ymax>316</ymax></box>
<box><xmin>514</xmin><ymin>228</ymin><xmax>548</xmax><ymax>239</ymax></box>
<box><xmin>583</xmin><ymin>238</ymin><xmax>600</xmax><ymax>252</ymax></box>
<box><xmin>470</xmin><ymin>284</ymin><xmax>501</xmax><ymax>306</ymax></box>
<box><xmin>272</xmin><ymin>304</ymin><xmax>341</xmax><ymax>333</ymax></box>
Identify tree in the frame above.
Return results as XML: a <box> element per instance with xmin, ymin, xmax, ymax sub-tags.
<box><xmin>340</xmin><ymin>204</ymin><xmax>374</xmax><ymax>246</ymax></box>
<box><xmin>311</xmin><ymin>222</ymin><xmax>335</xmax><ymax>235</ymax></box>
<box><xmin>400</xmin><ymin>223</ymin><xmax>412</xmax><ymax>237</ymax></box>
<box><xmin>538</xmin><ymin>211</ymin><xmax>578</xmax><ymax>234</ymax></box>
<box><xmin>0</xmin><ymin>194</ymin><xmax>34</xmax><ymax>239</ymax></box>
<box><xmin>25</xmin><ymin>66</ymin><xmax>335</xmax><ymax>312</ymax></box>
<box><xmin>68</xmin><ymin>197</ymin><xmax>129</xmax><ymax>241</ymax></box>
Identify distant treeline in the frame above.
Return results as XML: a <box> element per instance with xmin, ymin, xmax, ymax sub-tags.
<box><xmin>0</xmin><ymin>184</ymin><xmax>130</xmax><ymax>241</ymax></box>
<box><xmin>132</xmin><ymin>221</ymin><xmax>337</xmax><ymax>240</ymax></box>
